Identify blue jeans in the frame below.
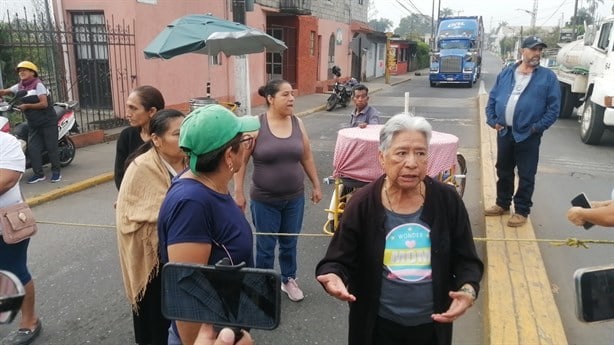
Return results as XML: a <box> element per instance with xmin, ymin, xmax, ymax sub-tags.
<box><xmin>495</xmin><ymin>130</ymin><xmax>542</xmax><ymax>216</ymax></box>
<box><xmin>0</xmin><ymin>236</ymin><xmax>32</xmax><ymax>285</ymax></box>
<box><xmin>250</xmin><ymin>196</ymin><xmax>304</xmax><ymax>283</ymax></box>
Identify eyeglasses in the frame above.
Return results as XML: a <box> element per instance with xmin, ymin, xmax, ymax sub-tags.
<box><xmin>239</xmin><ymin>135</ymin><xmax>254</xmax><ymax>150</ymax></box>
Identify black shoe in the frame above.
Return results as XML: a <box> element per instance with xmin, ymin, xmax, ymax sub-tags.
<box><xmin>0</xmin><ymin>319</ymin><xmax>42</xmax><ymax>345</ymax></box>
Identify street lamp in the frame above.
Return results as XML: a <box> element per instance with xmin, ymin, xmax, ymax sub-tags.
<box><xmin>516</xmin><ymin>8</ymin><xmax>536</xmax><ymax>30</ymax></box>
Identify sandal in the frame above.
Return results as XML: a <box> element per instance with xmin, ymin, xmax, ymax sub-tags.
<box><xmin>0</xmin><ymin>319</ymin><xmax>42</xmax><ymax>345</ymax></box>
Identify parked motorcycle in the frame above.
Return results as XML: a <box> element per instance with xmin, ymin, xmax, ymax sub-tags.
<box><xmin>0</xmin><ymin>91</ymin><xmax>78</xmax><ymax>168</ymax></box>
<box><xmin>325</xmin><ymin>65</ymin><xmax>357</xmax><ymax>111</ymax></box>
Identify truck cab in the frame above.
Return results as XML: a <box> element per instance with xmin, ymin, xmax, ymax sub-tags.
<box><xmin>556</xmin><ymin>17</ymin><xmax>614</xmax><ymax>144</ymax></box>
<box><xmin>429</xmin><ymin>16</ymin><xmax>483</xmax><ymax>88</ymax></box>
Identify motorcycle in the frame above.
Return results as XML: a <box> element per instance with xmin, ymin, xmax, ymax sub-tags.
<box><xmin>0</xmin><ymin>91</ymin><xmax>78</xmax><ymax>168</ymax></box>
<box><xmin>325</xmin><ymin>65</ymin><xmax>357</xmax><ymax>112</ymax></box>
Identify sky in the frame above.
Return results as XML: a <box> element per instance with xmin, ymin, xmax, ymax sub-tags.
<box><xmin>371</xmin><ymin>0</ymin><xmax>614</xmax><ymax>32</ymax></box>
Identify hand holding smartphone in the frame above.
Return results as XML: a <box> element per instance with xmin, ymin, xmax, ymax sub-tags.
<box><xmin>570</xmin><ymin>193</ymin><xmax>594</xmax><ymax>230</ymax></box>
<box><xmin>161</xmin><ymin>262</ymin><xmax>281</xmax><ymax>332</ymax></box>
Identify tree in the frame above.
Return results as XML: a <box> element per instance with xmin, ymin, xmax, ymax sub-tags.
<box><xmin>369</xmin><ymin>18</ymin><xmax>393</xmax><ymax>32</ymax></box>
<box><xmin>567</xmin><ymin>7</ymin><xmax>593</xmax><ymax>27</ymax></box>
<box><xmin>588</xmin><ymin>0</ymin><xmax>604</xmax><ymax>19</ymax></box>
<box><xmin>415</xmin><ymin>41</ymin><xmax>430</xmax><ymax>68</ymax></box>
<box><xmin>440</xmin><ymin>7</ymin><xmax>454</xmax><ymax>18</ymax></box>
<box><xmin>395</xmin><ymin>14</ymin><xmax>431</xmax><ymax>39</ymax></box>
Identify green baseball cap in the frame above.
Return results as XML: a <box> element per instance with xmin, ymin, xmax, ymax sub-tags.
<box><xmin>179</xmin><ymin>104</ymin><xmax>260</xmax><ymax>173</ymax></box>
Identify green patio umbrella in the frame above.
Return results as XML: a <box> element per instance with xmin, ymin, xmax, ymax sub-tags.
<box><xmin>143</xmin><ymin>13</ymin><xmax>287</xmax><ymax>59</ymax></box>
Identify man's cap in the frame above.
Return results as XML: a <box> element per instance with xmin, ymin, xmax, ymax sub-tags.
<box><xmin>179</xmin><ymin>104</ymin><xmax>260</xmax><ymax>173</ymax></box>
<box><xmin>522</xmin><ymin>36</ymin><xmax>547</xmax><ymax>49</ymax></box>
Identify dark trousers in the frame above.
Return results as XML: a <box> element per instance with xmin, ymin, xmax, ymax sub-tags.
<box><xmin>495</xmin><ymin>130</ymin><xmax>542</xmax><ymax>216</ymax></box>
<box><xmin>372</xmin><ymin>316</ymin><xmax>437</xmax><ymax>345</ymax></box>
<box><xmin>133</xmin><ymin>270</ymin><xmax>169</xmax><ymax>345</ymax></box>
<box><xmin>28</xmin><ymin>125</ymin><xmax>60</xmax><ymax>176</ymax></box>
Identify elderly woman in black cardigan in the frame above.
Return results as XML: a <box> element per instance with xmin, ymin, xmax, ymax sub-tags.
<box><xmin>316</xmin><ymin>114</ymin><xmax>483</xmax><ymax>345</ymax></box>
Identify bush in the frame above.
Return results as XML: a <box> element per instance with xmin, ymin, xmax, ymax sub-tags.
<box><xmin>416</xmin><ymin>41</ymin><xmax>430</xmax><ymax>69</ymax></box>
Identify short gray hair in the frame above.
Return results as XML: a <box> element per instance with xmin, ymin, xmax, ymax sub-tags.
<box><xmin>379</xmin><ymin>114</ymin><xmax>432</xmax><ymax>153</ymax></box>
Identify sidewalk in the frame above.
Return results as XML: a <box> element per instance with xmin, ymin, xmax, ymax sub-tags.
<box><xmin>20</xmin><ymin>74</ymin><xmax>414</xmax><ymax>205</ymax></box>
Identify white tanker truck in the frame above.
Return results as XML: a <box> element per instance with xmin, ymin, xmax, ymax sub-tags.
<box><xmin>556</xmin><ymin>17</ymin><xmax>614</xmax><ymax>144</ymax></box>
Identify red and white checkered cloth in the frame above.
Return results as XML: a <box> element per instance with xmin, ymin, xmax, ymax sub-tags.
<box><xmin>333</xmin><ymin>125</ymin><xmax>459</xmax><ymax>182</ymax></box>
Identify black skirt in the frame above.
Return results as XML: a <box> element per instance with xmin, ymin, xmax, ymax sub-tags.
<box><xmin>133</xmin><ymin>270</ymin><xmax>170</xmax><ymax>345</ymax></box>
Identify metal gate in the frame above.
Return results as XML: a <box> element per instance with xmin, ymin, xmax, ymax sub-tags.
<box><xmin>0</xmin><ymin>9</ymin><xmax>137</xmax><ymax>132</ymax></box>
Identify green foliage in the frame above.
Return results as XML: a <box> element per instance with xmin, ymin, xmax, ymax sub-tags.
<box><xmin>567</xmin><ymin>8</ymin><xmax>593</xmax><ymax>26</ymax></box>
<box><xmin>440</xmin><ymin>7</ymin><xmax>454</xmax><ymax>17</ymax></box>
<box><xmin>369</xmin><ymin>18</ymin><xmax>393</xmax><ymax>32</ymax></box>
<box><xmin>395</xmin><ymin>14</ymin><xmax>432</xmax><ymax>38</ymax></box>
<box><xmin>416</xmin><ymin>41</ymin><xmax>430</xmax><ymax>69</ymax></box>
<box><xmin>0</xmin><ymin>17</ymin><xmax>54</xmax><ymax>88</ymax></box>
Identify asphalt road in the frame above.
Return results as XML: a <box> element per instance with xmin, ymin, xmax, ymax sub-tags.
<box><xmin>2</xmin><ymin>54</ymin><xmax>612</xmax><ymax>345</ymax></box>
<box><xmin>0</xmin><ymin>76</ymin><xmax>487</xmax><ymax>344</ymax></box>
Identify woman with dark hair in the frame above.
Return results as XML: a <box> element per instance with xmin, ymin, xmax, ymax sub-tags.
<box><xmin>158</xmin><ymin>104</ymin><xmax>260</xmax><ymax>345</ymax></box>
<box><xmin>234</xmin><ymin>79</ymin><xmax>322</xmax><ymax>302</ymax></box>
<box><xmin>116</xmin><ymin>109</ymin><xmax>186</xmax><ymax>345</ymax></box>
<box><xmin>114</xmin><ymin>85</ymin><xmax>165</xmax><ymax>189</ymax></box>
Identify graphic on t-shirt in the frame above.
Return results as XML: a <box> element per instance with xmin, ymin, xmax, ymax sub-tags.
<box><xmin>383</xmin><ymin>223</ymin><xmax>432</xmax><ymax>282</ymax></box>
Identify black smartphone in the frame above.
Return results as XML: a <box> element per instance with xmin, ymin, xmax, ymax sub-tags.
<box><xmin>574</xmin><ymin>264</ymin><xmax>614</xmax><ymax>323</ymax></box>
<box><xmin>570</xmin><ymin>193</ymin><xmax>594</xmax><ymax>230</ymax></box>
<box><xmin>161</xmin><ymin>262</ymin><xmax>281</xmax><ymax>330</ymax></box>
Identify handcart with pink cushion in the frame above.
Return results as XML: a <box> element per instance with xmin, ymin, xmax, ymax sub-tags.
<box><xmin>323</xmin><ymin>124</ymin><xmax>467</xmax><ymax>234</ymax></box>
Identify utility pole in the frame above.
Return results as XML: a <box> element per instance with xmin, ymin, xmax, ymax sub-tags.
<box><xmin>232</xmin><ymin>0</ymin><xmax>249</xmax><ymax>115</ymax></box>
<box><xmin>531</xmin><ymin>0</ymin><xmax>538</xmax><ymax>30</ymax></box>
<box><xmin>430</xmin><ymin>0</ymin><xmax>435</xmax><ymax>46</ymax></box>
<box><xmin>572</xmin><ymin>0</ymin><xmax>579</xmax><ymax>40</ymax></box>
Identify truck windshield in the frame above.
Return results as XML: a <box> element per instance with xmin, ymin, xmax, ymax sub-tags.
<box><xmin>439</xmin><ymin>40</ymin><xmax>471</xmax><ymax>49</ymax></box>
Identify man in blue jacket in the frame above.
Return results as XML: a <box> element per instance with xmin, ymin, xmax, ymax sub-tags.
<box><xmin>485</xmin><ymin>36</ymin><xmax>560</xmax><ymax>227</ymax></box>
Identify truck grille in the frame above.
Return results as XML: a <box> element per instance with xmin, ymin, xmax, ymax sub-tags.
<box><xmin>440</xmin><ymin>56</ymin><xmax>462</xmax><ymax>73</ymax></box>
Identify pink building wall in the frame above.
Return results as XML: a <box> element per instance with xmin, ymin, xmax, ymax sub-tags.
<box><xmin>53</xmin><ymin>0</ymin><xmax>269</xmax><ymax>110</ymax></box>
<box><xmin>316</xmin><ymin>19</ymin><xmax>351</xmax><ymax>81</ymax></box>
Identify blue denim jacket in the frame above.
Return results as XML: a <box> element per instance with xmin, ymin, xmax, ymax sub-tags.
<box><xmin>485</xmin><ymin>64</ymin><xmax>560</xmax><ymax>142</ymax></box>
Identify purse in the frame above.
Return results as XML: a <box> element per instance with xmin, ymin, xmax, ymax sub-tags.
<box><xmin>0</xmin><ymin>202</ymin><xmax>38</xmax><ymax>244</ymax></box>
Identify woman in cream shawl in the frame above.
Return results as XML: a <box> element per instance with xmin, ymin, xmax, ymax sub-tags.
<box><xmin>116</xmin><ymin>109</ymin><xmax>186</xmax><ymax>345</ymax></box>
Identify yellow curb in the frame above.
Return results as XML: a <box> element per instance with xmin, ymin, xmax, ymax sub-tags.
<box><xmin>26</xmin><ymin>172</ymin><xmax>114</xmax><ymax>207</ymax></box>
<box><xmin>296</xmin><ymin>104</ymin><xmax>327</xmax><ymax>117</ymax></box>
<box><xmin>478</xmin><ymin>86</ymin><xmax>567</xmax><ymax>345</ymax></box>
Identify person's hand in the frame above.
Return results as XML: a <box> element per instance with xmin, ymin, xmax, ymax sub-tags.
<box><xmin>494</xmin><ymin>124</ymin><xmax>504</xmax><ymax>131</ymax></box>
<box><xmin>358</xmin><ymin>122</ymin><xmax>367</xmax><ymax>129</ymax></box>
<box><xmin>316</xmin><ymin>273</ymin><xmax>356</xmax><ymax>302</ymax></box>
<box><xmin>193</xmin><ymin>324</ymin><xmax>253</xmax><ymax>345</ymax></box>
<box><xmin>431</xmin><ymin>289</ymin><xmax>474</xmax><ymax>323</ymax></box>
<box><xmin>567</xmin><ymin>206</ymin><xmax>586</xmax><ymax>226</ymax></box>
<box><xmin>311</xmin><ymin>187</ymin><xmax>322</xmax><ymax>204</ymax></box>
<box><xmin>16</xmin><ymin>104</ymin><xmax>28</xmax><ymax>111</ymax></box>
<box><xmin>234</xmin><ymin>193</ymin><xmax>247</xmax><ymax>213</ymax></box>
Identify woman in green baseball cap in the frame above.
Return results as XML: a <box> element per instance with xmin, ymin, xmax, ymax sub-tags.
<box><xmin>157</xmin><ymin>104</ymin><xmax>260</xmax><ymax>345</ymax></box>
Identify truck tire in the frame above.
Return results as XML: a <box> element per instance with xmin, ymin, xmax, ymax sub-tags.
<box><xmin>465</xmin><ymin>81</ymin><xmax>473</xmax><ymax>88</ymax></box>
<box><xmin>580</xmin><ymin>97</ymin><xmax>605</xmax><ymax>145</ymax></box>
<box><xmin>430</xmin><ymin>81</ymin><xmax>436</xmax><ymax>87</ymax></box>
<box><xmin>559</xmin><ymin>84</ymin><xmax>579</xmax><ymax>119</ymax></box>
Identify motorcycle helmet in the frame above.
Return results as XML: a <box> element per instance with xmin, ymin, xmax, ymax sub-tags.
<box><xmin>16</xmin><ymin>61</ymin><xmax>39</xmax><ymax>77</ymax></box>
<box><xmin>331</xmin><ymin>65</ymin><xmax>341</xmax><ymax>77</ymax></box>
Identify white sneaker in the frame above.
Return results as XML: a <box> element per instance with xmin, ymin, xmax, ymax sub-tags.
<box><xmin>281</xmin><ymin>278</ymin><xmax>304</xmax><ymax>302</ymax></box>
